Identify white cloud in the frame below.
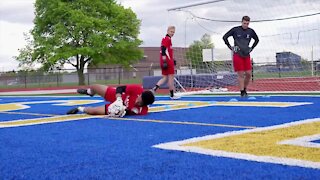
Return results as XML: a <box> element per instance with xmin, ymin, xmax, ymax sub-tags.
<box><xmin>0</xmin><ymin>20</ymin><xmax>33</xmax><ymax>71</ymax></box>
<box><xmin>0</xmin><ymin>0</ymin><xmax>319</xmax><ymax>71</ymax></box>
<box><xmin>0</xmin><ymin>0</ymin><xmax>34</xmax><ymax>71</ymax></box>
<box><xmin>0</xmin><ymin>0</ymin><xmax>35</xmax><ymax>24</ymax></box>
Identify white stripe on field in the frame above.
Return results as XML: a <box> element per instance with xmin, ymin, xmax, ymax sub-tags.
<box><xmin>153</xmin><ymin>118</ymin><xmax>320</xmax><ymax>169</ymax></box>
<box><xmin>279</xmin><ymin>134</ymin><xmax>320</xmax><ymax>148</ymax></box>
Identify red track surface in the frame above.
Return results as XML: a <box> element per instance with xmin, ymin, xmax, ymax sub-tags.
<box><xmin>228</xmin><ymin>77</ymin><xmax>320</xmax><ymax>91</ymax></box>
<box><xmin>0</xmin><ymin>77</ymin><xmax>319</xmax><ymax>94</ymax></box>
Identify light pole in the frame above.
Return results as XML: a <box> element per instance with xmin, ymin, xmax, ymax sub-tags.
<box><xmin>311</xmin><ymin>45</ymin><xmax>314</xmax><ymax>76</ymax></box>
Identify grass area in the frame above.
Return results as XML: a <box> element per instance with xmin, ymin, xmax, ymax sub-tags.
<box><xmin>0</xmin><ymin>78</ymin><xmax>142</xmax><ymax>89</ymax></box>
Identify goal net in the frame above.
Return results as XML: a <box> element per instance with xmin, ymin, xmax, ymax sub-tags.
<box><xmin>168</xmin><ymin>0</ymin><xmax>320</xmax><ymax>94</ymax></box>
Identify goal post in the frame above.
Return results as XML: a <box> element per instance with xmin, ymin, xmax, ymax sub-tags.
<box><xmin>167</xmin><ymin>0</ymin><xmax>320</xmax><ymax>94</ymax></box>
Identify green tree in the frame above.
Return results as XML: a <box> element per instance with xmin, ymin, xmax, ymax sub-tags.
<box><xmin>301</xmin><ymin>58</ymin><xmax>309</xmax><ymax>65</ymax></box>
<box><xmin>15</xmin><ymin>0</ymin><xmax>142</xmax><ymax>85</ymax></box>
<box><xmin>186</xmin><ymin>33</ymin><xmax>214</xmax><ymax>68</ymax></box>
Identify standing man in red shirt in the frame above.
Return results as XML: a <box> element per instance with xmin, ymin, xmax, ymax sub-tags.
<box><xmin>66</xmin><ymin>84</ymin><xmax>155</xmax><ymax>117</ymax></box>
<box><xmin>223</xmin><ymin>16</ymin><xmax>259</xmax><ymax>97</ymax></box>
<box><xmin>152</xmin><ymin>26</ymin><xmax>180</xmax><ymax>99</ymax></box>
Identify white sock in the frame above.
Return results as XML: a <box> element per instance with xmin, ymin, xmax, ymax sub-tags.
<box><xmin>78</xmin><ymin>106</ymin><xmax>85</xmax><ymax>112</ymax></box>
<box><xmin>87</xmin><ymin>88</ymin><xmax>93</xmax><ymax>95</ymax></box>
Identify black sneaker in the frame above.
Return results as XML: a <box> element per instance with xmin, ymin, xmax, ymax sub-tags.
<box><xmin>77</xmin><ymin>89</ymin><xmax>93</xmax><ymax>97</ymax></box>
<box><xmin>244</xmin><ymin>90</ymin><xmax>248</xmax><ymax>97</ymax></box>
<box><xmin>66</xmin><ymin>107</ymin><xmax>79</xmax><ymax>114</ymax></box>
<box><xmin>240</xmin><ymin>90</ymin><xmax>248</xmax><ymax>98</ymax></box>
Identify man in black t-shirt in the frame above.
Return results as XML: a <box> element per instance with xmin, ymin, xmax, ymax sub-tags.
<box><xmin>223</xmin><ymin>16</ymin><xmax>259</xmax><ymax>97</ymax></box>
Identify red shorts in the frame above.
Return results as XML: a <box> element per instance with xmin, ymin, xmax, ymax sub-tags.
<box><xmin>104</xmin><ymin>87</ymin><xmax>116</xmax><ymax>103</ymax></box>
<box><xmin>233</xmin><ymin>53</ymin><xmax>252</xmax><ymax>72</ymax></box>
<box><xmin>160</xmin><ymin>59</ymin><xmax>175</xmax><ymax>75</ymax></box>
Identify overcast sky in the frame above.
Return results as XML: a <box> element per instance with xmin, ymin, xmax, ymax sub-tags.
<box><xmin>0</xmin><ymin>0</ymin><xmax>319</xmax><ymax>71</ymax></box>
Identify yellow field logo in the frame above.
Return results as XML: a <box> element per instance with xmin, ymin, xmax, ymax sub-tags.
<box><xmin>153</xmin><ymin>118</ymin><xmax>320</xmax><ymax>169</ymax></box>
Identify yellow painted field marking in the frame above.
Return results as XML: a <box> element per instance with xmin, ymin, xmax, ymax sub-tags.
<box><xmin>184</xmin><ymin>121</ymin><xmax>320</xmax><ymax>162</ymax></box>
<box><xmin>150</xmin><ymin>101</ymin><xmax>311</xmax><ymax>113</ymax></box>
<box><xmin>149</xmin><ymin>101</ymin><xmax>212</xmax><ymax>112</ymax></box>
<box><xmin>0</xmin><ymin>114</ymin><xmax>95</xmax><ymax>128</ymax></box>
<box><xmin>153</xmin><ymin>118</ymin><xmax>320</xmax><ymax>169</ymax></box>
<box><xmin>0</xmin><ymin>103</ymin><xmax>29</xmax><ymax>112</ymax></box>
<box><xmin>0</xmin><ymin>112</ymin><xmax>256</xmax><ymax>129</ymax></box>
<box><xmin>0</xmin><ymin>100</ymin><xmax>313</xmax><ymax>129</ymax></box>
<box><xmin>51</xmin><ymin>100</ymin><xmax>103</xmax><ymax>106</ymax></box>
<box><xmin>108</xmin><ymin>117</ymin><xmax>257</xmax><ymax>129</ymax></box>
<box><xmin>0</xmin><ymin>100</ymin><xmax>103</xmax><ymax>112</ymax></box>
<box><xmin>0</xmin><ymin>111</ymin><xmax>56</xmax><ymax>117</ymax></box>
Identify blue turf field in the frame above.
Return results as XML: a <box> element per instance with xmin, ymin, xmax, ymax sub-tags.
<box><xmin>0</xmin><ymin>95</ymin><xmax>319</xmax><ymax>179</ymax></box>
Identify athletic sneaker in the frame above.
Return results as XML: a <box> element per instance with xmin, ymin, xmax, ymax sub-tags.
<box><xmin>66</xmin><ymin>107</ymin><xmax>79</xmax><ymax>114</ymax></box>
<box><xmin>240</xmin><ymin>91</ymin><xmax>248</xmax><ymax>98</ymax></box>
<box><xmin>170</xmin><ymin>95</ymin><xmax>181</xmax><ymax>100</ymax></box>
<box><xmin>244</xmin><ymin>91</ymin><xmax>248</xmax><ymax>97</ymax></box>
<box><xmin>77</xmin><ymin>89</ymin><xmax>93</xmax><ymax>97</ymax></box>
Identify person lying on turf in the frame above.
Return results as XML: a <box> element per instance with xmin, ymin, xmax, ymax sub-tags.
<box><xmin>66</xmin><ymin>84</ymin><xmax>155</xmax><ymax>117</ymax></box>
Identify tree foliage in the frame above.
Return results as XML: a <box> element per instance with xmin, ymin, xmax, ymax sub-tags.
<box><xmin>186</xmin><ymin>33</ymin><xmax>214</xmax><ymax>68</ymax></box>
<box><xmin>15</xmin><ymin>0</ymin><xmax>143</xmax><ymax>85</ymax></box>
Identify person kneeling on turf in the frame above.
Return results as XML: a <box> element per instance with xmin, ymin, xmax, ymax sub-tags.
<box><xmin>66</xmin><ymin>84</ymin><xmax>155</xmax><ymax>117</ymax></box>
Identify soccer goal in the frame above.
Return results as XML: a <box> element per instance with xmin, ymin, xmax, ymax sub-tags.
<box><xmin>173</xmin><ymin>46</ymin><xmax>234</xmax><ymax>96</ymax></box>
<box><xmin>168</xmin><ymin>0</ymin><xmax>320</xmax><ymax>94</ymax></box>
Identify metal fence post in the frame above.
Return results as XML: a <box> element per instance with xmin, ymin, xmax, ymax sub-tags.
<box><xmin>118</xmin><ymin>67</ymin><xmax>121</xmax><ymax>85</ymax></box>
<box><xmin>24</xmin><ymin>72</ymin><xmax>27</xmax><ymax>88</ymax></box>
<box><xmin>87</xmin><ymin>72</ymin><xmax>90</xmax><ymax>85</ymax></box>
<box><xmin>57</xmin><ymin>73</ymin><xmax>59</xmax><ymax>87</ymax></box>
<box><xmin>278</xmin><ymin>66</ymin><xmax>281</xmax><ymax>78</ymax></box>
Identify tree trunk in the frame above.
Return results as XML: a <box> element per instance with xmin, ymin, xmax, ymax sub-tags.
<box><xmin>77</xmin><ymin>69</ymin><xmax>85</xmax><ymax>85</ymax></box>
<box><xmin>77</xmin><ymin>56</ymin><xmax>86</xmax><ymax>85</ymax></box>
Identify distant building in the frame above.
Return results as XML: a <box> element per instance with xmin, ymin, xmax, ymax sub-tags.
<box><xmin>87</xmin><ymin>47</ymin><xmax>188</xmax><ymax>81</ymax></box>
<box><xmin>276</xmin><ymin>52</ymin><xmax>302</xmax><ymax>70</ymax></box>
<box><xmin>315</xmin><ymin>59</ymin><xmax>320</xmax><ymax>73</ymax></box>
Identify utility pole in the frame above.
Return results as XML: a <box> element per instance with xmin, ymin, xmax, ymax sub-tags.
<box><xmin>311</xmin><ymin>45</ymin><xmax>314</xmax><ymax>76</ymax></box>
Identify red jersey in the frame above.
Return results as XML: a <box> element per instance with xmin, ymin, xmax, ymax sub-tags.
<box><xmin>160</xmin><ymin>34</ymin><xmax>175</xmax><ymax>75</ymax></box>
<box><xmin>104</xmin><ymin>84</ymin><xmax>148</xmax><ymax>115</ymax></box>
<box><xmin>161</xmin><ymin>35</ymin><xmax>174</xmax><ymax>60</ymax></box>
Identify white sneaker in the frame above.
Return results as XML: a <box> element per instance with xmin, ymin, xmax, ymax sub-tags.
<box><xmin>170</xmin><ymin>95</ymin><xmax>181</xmax><ymax>100</ymax></box>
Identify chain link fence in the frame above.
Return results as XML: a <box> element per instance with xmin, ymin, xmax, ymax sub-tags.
<box><xmin>0</xmin><ymin>61</ymin><xmax>319</xmax><ymax>90</ymax></box>
<box><xmin>0</xmin><ymin>66</ymin><xmax>154</xmax><ymax>89</ymax></box>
